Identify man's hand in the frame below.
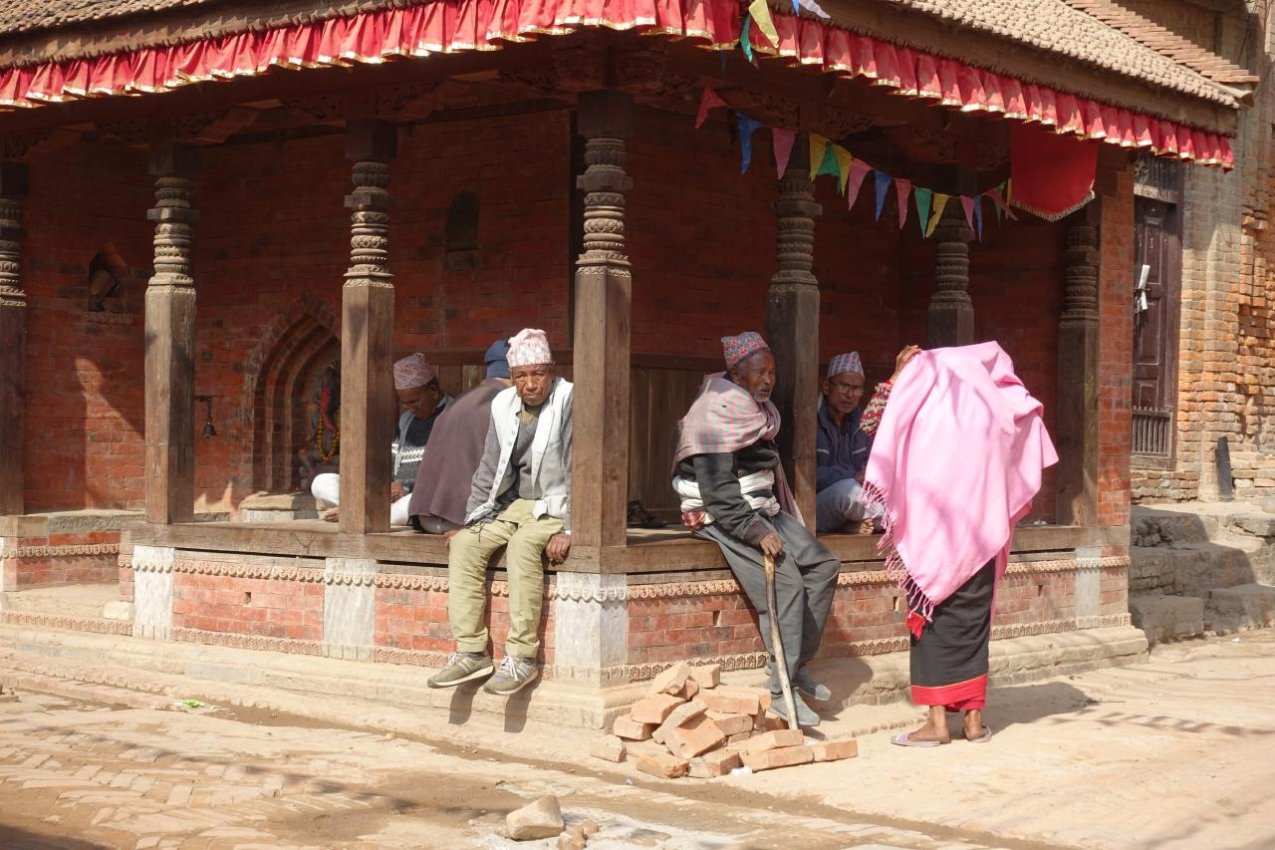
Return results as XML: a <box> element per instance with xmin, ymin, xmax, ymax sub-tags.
<box><xmin>891</xmin><ymin>345</ymin><xmax>922</xmax><ymax>382</ymax></box>
<box><xmin>759</xmin><ymin>532</ymin><xmax>783</xmax><ymax>558</ymax></box>
<box><xmin>546</xmin><ymin>533</ymin><xmax>572</xmax><ymax>564</ymax></box>
<box><xmin>854</xmin><ymin>468</ymin><xmax>865</xmax><ymax>484</ymax></box>
<box><xmin>389</xmin><ymin>481</ymin><xmax>407</xmax><ymax>500</ymax></box>
<box><xmin>443</xmin><ymin>529</ymin><xmax>459</xmax><ymax>550</ymax></box>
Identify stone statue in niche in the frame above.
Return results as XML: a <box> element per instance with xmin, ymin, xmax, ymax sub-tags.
<box><xmin>297</xmin><ymin>358</ymin><xmax>341</xmax><ymax>492</ymax></box>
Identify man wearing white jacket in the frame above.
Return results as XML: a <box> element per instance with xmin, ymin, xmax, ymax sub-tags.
<box><xmin>428</xmin><ymin>328</ymin><xmax>573</xmax><ymax>696</ymax></box>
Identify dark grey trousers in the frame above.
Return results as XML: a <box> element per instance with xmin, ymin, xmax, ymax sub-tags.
<box><xmin>697</xmin><ymin>512</ymin><xmax>840</xmax><ymax>683</ymax></box>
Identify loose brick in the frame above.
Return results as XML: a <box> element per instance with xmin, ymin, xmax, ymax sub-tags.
<box><xmin>717</xmin><ymin>685</ymin><xmax>770</xmax><ymax>711</ymax></box>
<box><xmin>665</xmin><ymin>715</ymin><xmax>727</xmax><ymax>760</ymax></box>
<box><xmin>699</xmin><ymin>690</ymin><xmax>759</xmax><ymax>716</ymax></box>
<box><xmin>742</xmin><ymin>745</ymin><xmax>814</xmax><ymax>772</ymax></box>
<box><xmin>679</xmin><ymin>679</ymin><xmax>700</xmax><ymax>700</ymax></box>
<box><xmin>742</xmin><ymin>729</ymin><xmax>805</xmax><ymax>754</ymax></box>
<box><xmin>590</xmin><ymin>735</ymin><xmax>626</xmax><ymax>763</ymax></box>
<box><xmin>726</xmin><ymin>731</ymin><xmax>754</xmax><ymax>746</ymax></box>
<box><xmin>689</xmin><ymin>748</ymin><xmax>742</xmax><ymax>778</ymax></box>
<box><xmin>706</xmin><ymin>711</ymin><xmax>753</xmax><ymax>737</ymax></box>
<box><xmin>635</xmin><ymin>752</ymin><xmax>690</xmax><ymax>779</ymax></box>
<box><xmin>754</xmin><ymin>711</ymin><xmax>788</xmax><ymax>733</ymax></box>
<box><xmin>651</xmin><ymin>700</ymin><xmax>707</xmax><ymax>745</ymax></box>
<box><xmin>645</xmin><ymin>661</ymin><xmax>691</xmax><ymax>697</ymax></box>
<box><xmin>612</xmin><ymin>716</ymin><xmax>656</xmax><ymax>741</ymax></box>
<box><xmin>629</xmin><ymin>693</ymin><xmax>685</xmax><ymax>725</ymax></box>
<box><xmin>808</xmin><ymin>739</ymin><xmax>858</xmax><ymax>762</ymax></box>
<box><xmin>689</xmin><ymin>663</ymin><xmax>721</xmax><ymax>689</ymax></box>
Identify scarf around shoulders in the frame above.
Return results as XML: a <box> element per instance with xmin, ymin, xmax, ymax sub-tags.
<box><xmin>862</xmin><ymin>342</ymin><xmax>1058</xmax><ymax>636</ymax></box>
<box><xmin>673</xmin><ymin>372</ymin><xmax>802</xmax><ymax>524</ymax></box>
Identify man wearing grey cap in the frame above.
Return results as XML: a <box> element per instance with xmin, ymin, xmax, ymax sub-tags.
<box><xmin>816</xmin><ymin>351</ymin><xmax>883</xmax><ymax>534</ymax></box>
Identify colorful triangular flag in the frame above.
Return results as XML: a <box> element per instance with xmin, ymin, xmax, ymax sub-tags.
<box><xmin>960</xmin><ymin>195</ymin><xmax>976</xmax><ymax>232</ymax></box>
<box><xmin>833</xmin><ymin>146</ymin><xmax>853</xmax><ymax>194</ymax></box>
<box><xmin>914</xmin><ymin>187</ymin><xmax>933</xmax><ymax>236</ymax></box>
<box><xmin>808</xmin><ymin>133</ymin><xmax>830</xmax><ymax>181</ymax></box>
<box><xmin>925</xmin><ymin>193</ymin><xmax>950</xmax><ymax>238</ymax></box>
<box><xmin>847</xmin><ymin>159</ymin><xmax>872</xmax><ymax>211</ymax></box>
<box><xmin>973</xmin><ymin>195</ymin><xmax>984</xmax><ymax>239</ymax></box>
<box><xmin>748</xmin><ymin>0</ymin><xmax>779</xmax><ymax>48</ymax></box>
<box><xmin>738</xmin><ymin>113</ymin><xmax>764</xmax><ymax>174</ymax></box>
<box><xmin>741</xmin><ymin>16</ymin><xmax>754</xmax><ymax>62</ymax></box>
<box><xmin>816</xmin><ymin>142</ymin><xmax>840</xmax><ymax>179</ymax></box>
<box><xmin>695</xmin><ymin>87</ymin><xmax>727</xmax><ymax>129</ymax></box>
<box><xmin>894</xmin><ymin>178</ymin><xmax>912</xmax><ymax>229</ymax></box>
<box><xmin>874</xmin><ymin>171</ymin><xmax>892</xmax><ymax>221</ymax></box>
<box><xmin>772</xmin><ymin>128</ymin><xmax>796</xmax><ymax>178</ymax></box>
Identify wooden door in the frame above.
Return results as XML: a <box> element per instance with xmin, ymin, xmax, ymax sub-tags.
<box><xmin>1132</xmin><ymin>188</ymin><xmax>1181</xmax><ymax>457</ymax></box>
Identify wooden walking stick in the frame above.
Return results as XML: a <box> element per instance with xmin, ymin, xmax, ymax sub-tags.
<box><xmin>763</xmin><ymin>553</ymin><xmax>800</xmax><ymax>731</ymax></box>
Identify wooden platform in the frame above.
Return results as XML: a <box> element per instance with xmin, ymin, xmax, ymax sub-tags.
<box><xmin>126</xmin><ymin>520</ymin><xmax>1130</xmax><ymax>575</ymax></box>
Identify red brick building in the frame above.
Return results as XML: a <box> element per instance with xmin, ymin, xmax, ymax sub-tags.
<box><xmin>0</xmin><ymin>0</ymin><xmax>1249</xmax><ymax>724</ymax></box>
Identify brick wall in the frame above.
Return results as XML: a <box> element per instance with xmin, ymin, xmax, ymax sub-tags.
<box><xmin>1098</xmin><ymin>167</ymin><xmax>1135</xmax><ymax>527</ymax></box>
<box><xmin>20</xmin><ymin>138</ymin><xmax>151</xmax><ymax>512</ymax></box>
<box><xmin>172</xmin><ymin>571</ymin><xmax>324</xmax><ymax>640</ymax></box>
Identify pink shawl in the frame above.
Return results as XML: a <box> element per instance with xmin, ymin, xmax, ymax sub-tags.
<box><xmin>673</xmin><ymin>373</ymin><xmax>803</xmax><ymax>523</ymax></box>
<box><xmin>862</xmin><ymin>343</ymin><xmax>1058</xmax><ymax>634</ymax></box>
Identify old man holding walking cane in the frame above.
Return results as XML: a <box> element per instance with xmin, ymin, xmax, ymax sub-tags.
<box><xmin>672</xmin><ymin>332</ymin><xmax>840</xmax><ymax>728</ymax></box>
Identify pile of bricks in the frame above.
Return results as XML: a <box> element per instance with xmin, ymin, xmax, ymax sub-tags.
<box><xmin>590</xmin><ymin>661</ymin><xmax>857</xmax><ymax>778</ymax></box>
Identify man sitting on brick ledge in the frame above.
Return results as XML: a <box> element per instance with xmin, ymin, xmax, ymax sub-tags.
<box><xmin>428</xmin><ymin>328</ymin><xmax>573</xmax><ymax>697</ymax></box>
<box><xmin>815</xmin><ymin>351</ymin><xmax>884</xmax><ymax>535</ymax></box>
<box><xmin>311</xmin><ymin>353</ymin><xmax>451</xmax><ymax>526</ymax></box>
<box><xmin>671</xmin><ymin>331</ymin><xmax>840</xmax><ymax>728</ymax></box>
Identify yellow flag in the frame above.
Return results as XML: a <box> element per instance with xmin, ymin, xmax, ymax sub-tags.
<box><xmin>808</xmin><ymin>133</ymin><xmax>829</xmax><ymax>181</ymax></box>
<box><xmin>833</xmin><ymin>146</ymin><xmax>853</xmax><ymax>194</ymax></box>
<box><xmin>925</xmin><ymin>193</ymin><xmax>950</xmax><ymax>238</ymax></box>
<box><xmin>748</xmin><ymin>0</ymin><xmax>779</xmax><ymax>48</ymax></box>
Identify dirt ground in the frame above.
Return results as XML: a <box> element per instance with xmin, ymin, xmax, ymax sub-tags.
<box><xmin>1</xmin><ymin>631</ymin><xmax>1273</xmax><ymax>850</ymax></box>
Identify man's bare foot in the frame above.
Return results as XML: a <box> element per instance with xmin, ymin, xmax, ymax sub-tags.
<box><xmin>321</xmin><ymin>507</ymin><xmax>340</xmax><ymax>523</ymax></box>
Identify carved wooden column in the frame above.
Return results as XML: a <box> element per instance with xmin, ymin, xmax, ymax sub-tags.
<box><xmin>0</xmin><ymin>163</ymin><xmax>29</xmax><ymax>516</ymax></box>
<box><xmin>338</xmin><ymin>121</ymin><xmax>397</xmax><ymax>535</ymax></box>
<box><xmin>1057</xmin><ymin>207</ymin><xmax>1101</xmax><ymax>526</ymax></box>
<box><xmin>571</xmin><ymin>91</ymin><xmax>633</xmax><ymax>549</ymax></box>
<box><xmin>144</xmin><ymin>144</ymin><xmax>198</xmax><ymax>524</ymax></box>
<box><xmin>766</xmin><ymin>140</ymin><xmax>822</xmax><ymax>528</ymax></box>
<box><xmin>928</xmin><ymin>201</ymin><xmax>974</xmax><ymax>346</ymax></box>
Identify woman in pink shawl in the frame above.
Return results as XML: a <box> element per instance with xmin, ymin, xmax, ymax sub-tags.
<box><xmin>861</xmin><ymin>343</ymin><xmax>1058</xmax><ymax>746</ymax></box>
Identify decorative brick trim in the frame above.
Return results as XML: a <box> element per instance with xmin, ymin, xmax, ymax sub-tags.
<box><xmin>80</xmin><ymin>311</ymin><xmax>136</xmax><ymax>325</ymax></box>
<box><xmin>0</xmin><ymin>610</ymin><xmax>132</xmax><ymax>635</ymax></box>
<box><xmin>172</xmin><ymin>559</ymin><xmax>325</xmax><ymax>583</ymax></box>
<box><xmin>371</xmin><ymin>646</ymin><xmax>451</xmax><ymax>668</ymax></box>
<box><xmin>170</xmin><ymin>627</ymin><xmax>325</xmax><ymax>655</ymax></box>
<box><xmin>324</xmin><ymin>570</ymin><xmax>376</xmax><ymax>586</ymax></box>
<box><xmin>2</xmin><ymin>543</ymin><xmax>120</xmax><ymax>559</ymax></box>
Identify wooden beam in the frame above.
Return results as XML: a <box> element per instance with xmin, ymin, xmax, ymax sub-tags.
<box><xmin>144</xmin><ymin>142</ymin><xmax>198</xmax><ymax>524</ymax></box>
<box><xmin>338</xmin><ymin>120</ymin><xmax>397</xmax><ymax>535</ymax></box>
<box><xmin>570</xmin><ymin>90</ymin><xmax>634</xmax><ymax>548</ymax></box>
<box><xmin>766</xmin><ymin>139</ymin><xmax>822</xmax><ymax>529</ymax></box>
<box><xmin>0</xmin><ymin>162</ymin><xmax>28</xmax><ymax>517</ymax></box>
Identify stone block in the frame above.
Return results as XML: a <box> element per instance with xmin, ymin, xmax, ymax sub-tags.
<box><xmin>506</xmin><ymin>795</ymin><xmax>564</xmax><ymax>841</ymax></box>
<box><xmin>808</xmin><ymin>739</ymin><xmax>858</xmax><ymax>762</ymax></box>
<box><xmin>651</xmin><ymin>700</ymin><xmax>707</xmax><ymax>745</ymax></box>
<box><xmin>558</xmin><ymin>833</ymin><xmax>584</xmax><ymax>850</ymax></box>
<box><xmin>689</xmin><ymin>749</ymin><xmax>742</xmax><ymax>778</ymax></box>
<box><xmin>741</xmin><ymin>745</ymin><xmax>813</xmax><ymax>772</ymax></box>
<box><xmin>699</xmin><ymin>690</ymin><xmax>759</xmax><ymax>716</ymax></box>
<box><xmin>742</xmin><ymin>729</ymin><xmax>804</xmax><ymax>754</ymax></box>
<box><xmin>645</xmin><ymin>661</ymin><xmax>691</xmax><ymax>697</ymax></box>
<box><xmin>612</xmin><ymin>716</ymin><xmax>656</xmax><ymax>741</ymax></box>
<box><xmin>665</xmin><ymin>715</ymin><xmax>726</xmax><ymax>760</ymax></box>
<box><xmin>1129</xmin><ymin>593</ymin><xmax>1204</xmax><ymax>645</ymax></box>
<box><xmin>635</xmin><ymin>752</ymin><xmax>689</xmax><ymax>779</ymax></box>
<box><xmin>706</xmin><ymin>711</ymin><xmax>753</xmax><ymax>737</ymax></box>
<box><xmin>688</xmin><ymin>663</ymin><xmax>721</xmax><ymax>688</ymax></box>
<box><xmin>1206</xmin><ymin>584</ymin><xmax>1275</xmax><ymax>633</ymax></box>
<box><xmin>103</xmin><ymin>600</ymin><xmax>134</xmax><ymax>621</ymax></box>
<box><xmin>590</xmin><ymin>736</ymin><xmax>626</xmax><ymax>763</ymax></box>
<box><xmin>629</xmin><ymin>693</ymin><xmax>685</xmax><ymax>725</ymax></box>
<box><xmin>1232</xmin><ymin>514</ymin><xmax>1275</xmax><ymax>538</ymax></box>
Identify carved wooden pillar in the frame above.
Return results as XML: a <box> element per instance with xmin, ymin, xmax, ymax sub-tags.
<box><xmin>0</xmin><ymin>163</ymin><xmax>29</xmax><ymax>517</ymax></box>
<box><xmin>571</xmin><ymin>91</ymin><xmax>633</xmax><ymax>548</ymax></box>
<box><xmin>928</xmin><ymin>201</ymin><xmax>974</xmax><ymax>346</ymax></box>
<box><xmin>1057</xmin><ymin>207</ymin><xmax>1101</xmax><ymax>526</ymax></box>
<box><xmin>766</xmin><ymin>140</ymin><xmax>822</xmax><ymax>529</ymax></box>
<box><xmin>338</xmin><ymin>121</ymin><xmax>397</xmax><ymax>535</ymax></box>
<box><xmin>144</xmin><ymin>144</ymin><xmax>198</xmax><ymax>524</ymax></box>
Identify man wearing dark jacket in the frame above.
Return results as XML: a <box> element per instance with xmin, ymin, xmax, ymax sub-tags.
<box><xmin>815</xmin><ymin>351</ymin><xmax>882</xmax><ymax>534</ymax></box>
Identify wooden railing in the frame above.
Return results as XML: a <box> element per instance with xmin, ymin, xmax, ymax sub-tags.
<box><xmin>1132</xmin><ymin>407</ymin><xmax>1172</xmax><ymax>456</ymax></box>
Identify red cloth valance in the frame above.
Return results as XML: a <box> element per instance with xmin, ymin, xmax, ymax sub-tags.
<box><xmin>0</xmin><ymin>0</ymin><xmax>1233</xmax><ymax>169</ymax></box>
